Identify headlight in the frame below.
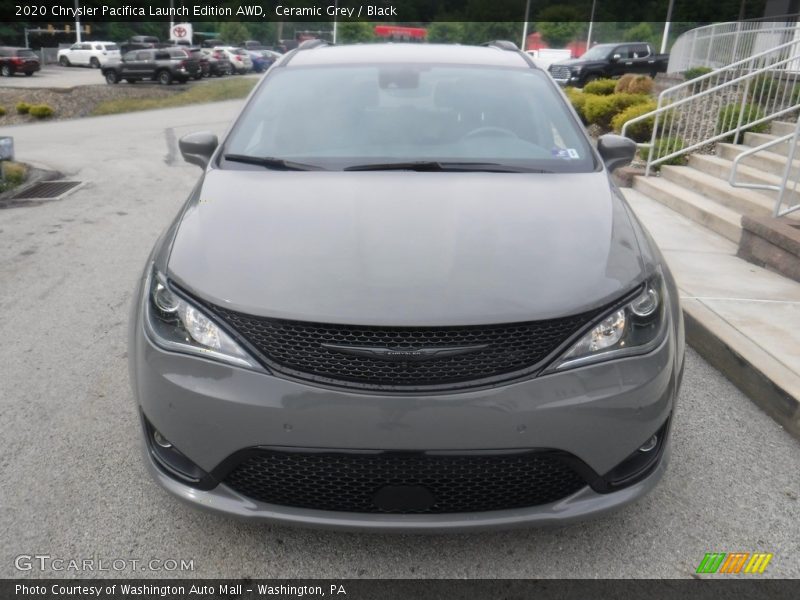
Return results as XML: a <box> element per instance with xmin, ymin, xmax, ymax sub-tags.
<box><xmin>548</xmin><ymin>272</ymin><xmax>668</xmax><ymax>372</ymax></box>
<box><xmin>143</xmin><ymin>268</ymin><xmax>262</xmax><ymax>370</ymax></box>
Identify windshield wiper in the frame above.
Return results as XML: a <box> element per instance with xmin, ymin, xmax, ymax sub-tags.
<box><xmin>223</xmin><ymin>154</ymin><xmax>325</xmax><ymax>171</ymax></box>
<box><xmin>344</xmin><ymin>161</ymin><xmax>552</xmax><ymax>173</ymax></box>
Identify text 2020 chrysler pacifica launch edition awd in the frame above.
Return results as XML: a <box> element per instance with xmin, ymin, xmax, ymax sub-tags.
<box><xmin>129</xmin><ymin>41</ymin><xmax>685</xmax><ymax>531</ymax></box>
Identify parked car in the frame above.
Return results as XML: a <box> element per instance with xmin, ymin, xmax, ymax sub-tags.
<box><xmin>120</xmin><ymin>35</ymin><xmax>164</xmax><ymax>55</ymax></box>
<box><xmin>173</xmin><ymin>47</ymin><xmax>209</xmax><ymax>80</ymax></box>
<box><xmin>102</xmin><ymin>48</ymin><xmax>200</xmax><ymax>85</ymax></box>
<box><xmin>216</xmin><ymin>46</ymin><xmax>252</xmax><ymax>74</ymax></box>
<box><xmin>130</xmin><ymin>41</ymin><xmax>684</xmax><ymax>531</ymax></box>
<box><xmin>200</xmin><ymin>38</ymin><xmax>224</xmax><ymax>49</ymax></box>
<box><xmin>246</xmin><ymin>50</ymin><xmax>271</xmax><ymax>73</ymax></box>
<box><xmin>548</xmin><ymin>42</ymin><xmax>669</xmax><ymax>87</ymax></box>
<box><xmin>0</xmin><ymin>47</ymin><xmax>40</xmax><ymax>77</ymax></box>
<box><xmin>57</xmin><ymin>41</ymin><xmax>120</xmax><ymax>68</ymax></box>
<box><xmin>240</xmin><ymin>40</ymin><xmax>266</xmax><ymax>50</ymax></box>
<box><xmin>199</xmin><ymin>48</ymin><xmax>232</xmax><ymax>77</ymax></box>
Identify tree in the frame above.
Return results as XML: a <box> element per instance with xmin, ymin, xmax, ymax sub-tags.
<box><xmin>535</xmin><ymin>6</ymin><xmax>585</xmax><ymax>47</ymax></box>
<box><xmin>337</xmin><ymin>22</ymin><xmax>375</xmax><ymax>44</ymax></box>
<box><xmin>218</xmin><ymin>21</ymin><xmax>251</xmax><ymax>44</ymax></box>
<box><xmin>427</xmin><ymin>22</ymin><xmax>465</xmax><ymax>44</ymax></box>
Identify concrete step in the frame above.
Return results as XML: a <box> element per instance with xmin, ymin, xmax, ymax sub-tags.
<box><xmin>717</xmin><ymin>143</ymin><xmax>800</xmax><ymax>179</ymax></box>
<box><xmin>743</xmin><ymin>131</ymin><xmax>793</xmax><ymax>157</ymax></box>
<box><xmin>632</xmin><ymin>175</ymin><xmax>742</xmax><ymax>244</ymax></box>
<box><xmin>771</xmin><ymin>120</ymin><xmax>798</xmax><ymax>137</ymax></box>
<box><xmin>689</xmin><ymin>154</ymin><xmax>800</xmax><ymax>213</ymax></box>
<box><xmin>660</xmin><ymin>164</ymin><xmax>779</xmax><ymax>219</ymax></box>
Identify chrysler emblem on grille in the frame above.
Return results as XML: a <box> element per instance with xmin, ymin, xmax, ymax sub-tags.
<box><xmin>320</xmin><ymin>344</ymin><xmax>488</xmax><ymax>362</ymax></box>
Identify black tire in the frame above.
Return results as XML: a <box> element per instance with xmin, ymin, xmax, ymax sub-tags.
<box><xmin>90</xmin><ymin>57</ymin><xmax>100</xmax><ymax>69</ymax></box>
<box><xmin>59</xmin><ymin>56</ymin><xmax>70</xmax><ymax>67</ymax></box>
<box><xmin>193</xmin><ymin>73</ymin><xmax>202</xmax><ymax>81</ymax></box>
<box><xmin>157</xmin><ymin>70</ymin><xmax>172</xmax><ymax>85</ymax></box>
<box><xmin>105</xmin><ymin>70</ymin><xmax>119</xmax><ymax>84</ymax></box>
<box><xmin>24</xmin><ymin>71</ymin><xmax>33</xmax><ymax>76</ymax></box>
<box><xmin>216</xmin><ymin>72</ymin><xmax>224</xmax><ymax>78</ymax></box>
<box><xmin>1</xmin><ymin>65</ymin><xmax>11</xmax><ymax>77</ymax></box>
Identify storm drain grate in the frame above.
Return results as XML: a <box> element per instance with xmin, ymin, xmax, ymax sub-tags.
<box><xmin>10</xmin><ymin>181</ymin><xmax>81</xmax><ymax>200</ymax></box>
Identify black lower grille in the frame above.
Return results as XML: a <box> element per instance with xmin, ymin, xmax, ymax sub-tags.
<box><xmin>207</xmin><ymin>306</ymin><xmax>598</xmax><ymax>390</ymax></box>
<box><xmin>222</xmin><ymin>450</ymin><xmax>587</xmax><ymax>514</ymax></box>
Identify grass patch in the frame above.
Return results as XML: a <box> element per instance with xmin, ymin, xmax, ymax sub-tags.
<box><xmin>91</xmin><ymin>79</ymin><xmax>257</xmax><ymax>116</ymax></box>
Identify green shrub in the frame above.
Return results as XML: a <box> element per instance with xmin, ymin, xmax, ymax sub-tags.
<box><xmin>0</xmin><ymin>106</ymin><xmax>5</xmax><ymax>117</ymax></box>
<box><xmin>614</xmin><ymin>74</ymin><xmax>636</xmax><ymax>94</ymax></box>
<box><xmin>716</xmin><ymin>103</ymin><xmax>769</xmax><ymax>140</ymax></box>
<box><xmin>612</xmin><ymin>101</ymin><xmax>657</xmax><ymax>142</ymax></box>
<box><xmin>748</xmin><ymin>74</ymin><xmax>780</xmax><ymax>104</ymax></box>
<box><xmin>28</xmin><ymin>104</ymin><xmax>54</xmax><ymax>119</ymax></box>
<box><xmin>683</xmin><ymin>66</ymin><xmax>712</xmax><ymax>81</ymax></box>
<box><xmin>1</xmin><ymin>161</ymin><xmax>27</xmax><ymax>185</ymax></box>
<box><xmin>16</xmin><ymin>102</ymin><xmax>30</xmax><ymax>114</ymax></box>
<box><xmin>652</xmin><ymin>136</ymin><xmax>687</xmax><ymax>169</ymax></box>
<box><xmin>583</xmin><ymin>78</ymin><xmax>617</xmax><ymax>95</ymax></box>
<box><xmin>615</xmin><ymin>74</ymin><xmax>653</xmax><ymax>95</ymax></box>
<box><xmin>563</xmin><ymin>87</ymin><xmax>588</xmax><ymax>122</ymax></box>
<box><xmin>583</xmin><ymin>93</ymin><xmax>651</xmax><ymax>130</ymax></box>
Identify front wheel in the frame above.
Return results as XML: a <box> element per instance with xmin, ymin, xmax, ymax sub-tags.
<box><xmin>1</xmin><ymin>65</ymin><xmax>12</xmax><ymax>77</ymax></box>
<box><xmin>105</xmin><ymin>71</ymin><xmax>119</xmax><ymax>84</ymax></box>
<box><xmin>157</xmin><ymin>70</ymin><xmax>172</xmax><ymax>85</ymax></box>
<box><xmin>89</xmin><ymin>57</ymin><xmax>100</xmax><ymax>69</ymax></box>
<box><xmin>59</xmin><ymin>56</ymin><xmax>70</xmax><ymax>67</ymax></box>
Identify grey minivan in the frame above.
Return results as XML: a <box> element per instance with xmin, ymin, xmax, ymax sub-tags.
<box><xmin>129</xmin><ymin>41</ymin><xmax>684</xmax><ymax>531</ymax></box>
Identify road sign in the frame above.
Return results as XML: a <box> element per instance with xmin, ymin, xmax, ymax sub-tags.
<box><xmin>170</xmin><ymin>23</ymin><xmax>193</xmax><ymax>45</ymax></box>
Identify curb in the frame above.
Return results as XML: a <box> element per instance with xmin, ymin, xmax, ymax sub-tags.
<box><xmin>682</xmin><ymin>298</ymin><xmax>800</xmax><ymax>441</ymax></box>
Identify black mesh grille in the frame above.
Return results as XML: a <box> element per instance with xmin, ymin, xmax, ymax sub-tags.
<box><xmin>223</xmin><ymin>450</ymin><xmax>587</xmax><ymax>514</ymax></box>
<box><xmin>208</xmin><ymin>307</ymin><xmax>598</xmax><ymax>390</ymax></box>
<box><xmin>548</xmin><ymin>65</ymin><xmax>571</xmax><ymax>80</ymax></box>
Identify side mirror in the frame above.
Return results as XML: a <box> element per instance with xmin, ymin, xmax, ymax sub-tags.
<box><xmin>179</xmin><ymin>131</ymin><xmax>218</xmax><ymax>169</ymax></box>
<box><xmin>597</xmin><ymin>134</ymin><xmax>637</xmax><ymax>172</ymax></box>
<box><xmin>611</xmin><ymin>54</ymin><xmax>621</xmax><ymax>61</ymax></box>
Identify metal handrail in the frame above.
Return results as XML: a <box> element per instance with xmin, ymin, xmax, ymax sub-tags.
<box><xmin>730</xmin><ymin>118</ymin><xmax>800</xmax><ymax>217</ymax></box>
<box><xmin>620</xmin><ymin>35</ymin><xmax>800</xmax><ymax>175</ymax></box>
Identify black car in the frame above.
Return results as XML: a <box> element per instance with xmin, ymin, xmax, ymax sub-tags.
<box><xmin>548</xmin><ymin>42</ymin><xmax>669</xmax><ymax>87</ymax></box>
<box><xmin>0</xmin><ymin>47</ymin><xmax>40</xmax><ymax>77</ymax></box>
<box><xmin>102</xmin><ymin>48</ymin><xmax>200</xmax><ymax>85</ymax></box>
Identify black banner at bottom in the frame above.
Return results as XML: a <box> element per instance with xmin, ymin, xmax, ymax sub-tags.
<box><xmin>2</xmin><ymin>579</ymin><xmax>799</xmax><ymax>600</ymax></box>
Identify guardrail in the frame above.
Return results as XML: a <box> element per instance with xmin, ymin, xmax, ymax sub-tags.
<box><xmin>730</xmin><ymin>117</ymin><xmax>800</xmax><ymax>217</ymax></box>
<box><xmin>667</xmin><ymin>16</ymin><xmax>799</xmax><ymax>74</ymax></box>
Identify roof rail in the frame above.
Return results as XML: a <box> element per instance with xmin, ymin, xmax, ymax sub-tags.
<box><xmin>481</xmin><ymin>40</ymin><xmax>519</xmax><ymax>52</ymax></box>
<box><xmin>297</xmin><ymin>39</ymin><xmax>330</xmax><ymax>50</ymax></box>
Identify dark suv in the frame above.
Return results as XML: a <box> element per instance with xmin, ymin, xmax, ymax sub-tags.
<box><xmin>0</xmin><ymin>47</ymin><xmax>40</xmax><ymax>77</ymax></box>
<box><xmin>102</xmin><ymin>48</ymin><xmax>200</xmax><ymax>85</ymax></box>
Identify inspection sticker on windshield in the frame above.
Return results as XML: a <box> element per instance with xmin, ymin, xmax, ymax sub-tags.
<box><xmin>552</xmin><ymin>148</ymin><xmax>580</xmax><ymax>160</ymax></box>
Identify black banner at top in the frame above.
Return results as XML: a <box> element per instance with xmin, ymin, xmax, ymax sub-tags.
<box><xmin>0</xmin><ymin>0</ymin><xmax>775</xmax><ymax>24</ymax></box>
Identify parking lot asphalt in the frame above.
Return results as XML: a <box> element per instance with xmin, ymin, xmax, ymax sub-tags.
<box><xmin>1</xmin><ymin>104</ymin><xmax>799</xmax><ymax>579</ymax></box>
<box><xmin>0</xmin><ymin>64</ymin><xmax>260</xmax><ymax>89</ymax></box>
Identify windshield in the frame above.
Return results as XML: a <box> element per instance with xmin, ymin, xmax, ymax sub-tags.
<box><xmin>17</xmin><ymin>49</ymin><xmax>36</xmax><ymax>58</ymax></box>
<box><xmin>224</xmin><ymin>64</ymin><xmax>595</xmax><ymax>173</ymax></box>
<box><xmin>580</xmin><ymin>45</ymin><xmax>615</xmax><ymax>61</ymax></box>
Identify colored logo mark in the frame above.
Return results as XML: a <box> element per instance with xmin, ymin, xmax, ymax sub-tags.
<box><xmin>696</xmin><ymin>552</ymin><xmax>773</xmax><ymax>574</ymax></box>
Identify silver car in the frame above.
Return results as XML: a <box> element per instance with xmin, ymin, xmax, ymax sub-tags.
<box><xmin>129</xmin><ymin>41</ymin><xmax>685</xmax><ymax>531</ymax></box>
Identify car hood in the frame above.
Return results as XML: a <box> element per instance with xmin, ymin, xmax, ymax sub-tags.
<box><xmin>167</xmin><ymin>170</ymin><xmax>644</xmax><ymax>326</ymax></box>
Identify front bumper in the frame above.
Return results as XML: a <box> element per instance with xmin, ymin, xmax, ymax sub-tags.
<box><xmin>142</xmin><ymin>438</ymin><xmax>670</xmax><ymax>532</ymax></box>
<box><xmin>129</xmin><ymin>285</ymin><xmax>680</xmax><ymax>529</ymax></box>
